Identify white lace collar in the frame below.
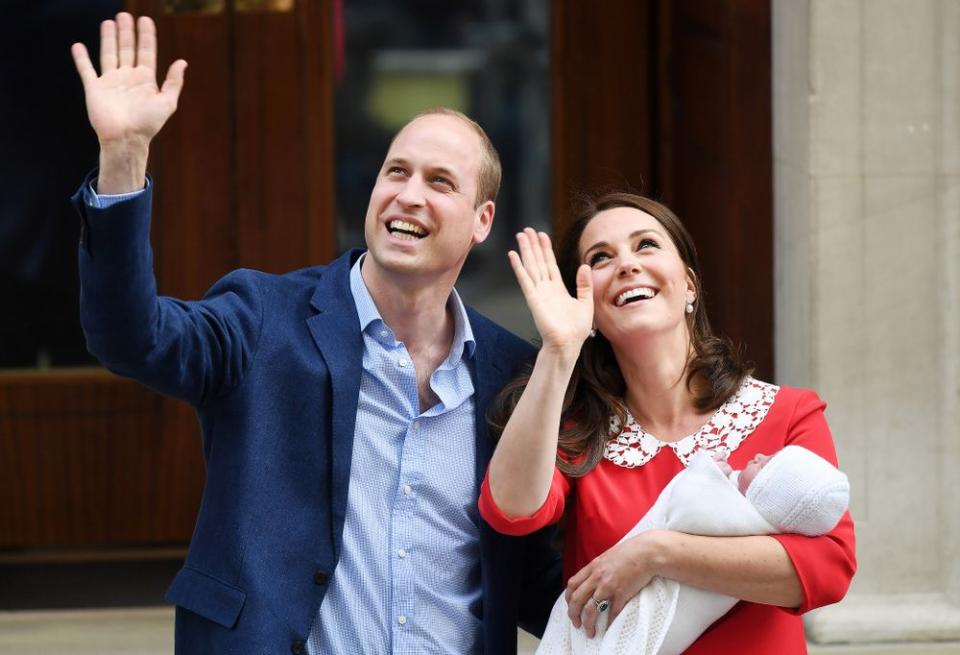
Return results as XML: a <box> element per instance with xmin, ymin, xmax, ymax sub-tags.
<box><xmin>603</xmin><ymin>377</ymin><xmax>780</xmax><ymax>468</ymax></box>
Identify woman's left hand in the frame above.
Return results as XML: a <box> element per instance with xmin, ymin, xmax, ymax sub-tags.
<box><xmin>565</xmin><ymin>530</ymin><xmax>669</xmax><ymax>638</ymax></box>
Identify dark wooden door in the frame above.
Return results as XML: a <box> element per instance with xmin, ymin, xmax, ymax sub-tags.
<box><xmin>0</xmin><ymin>0</ymin><xmax>335</xmax><ymax>553</ymax></box>
<box><xmin>552</xmin><ymin>0</ymin><xmax>774</xmax><ymax>380</ymax></box>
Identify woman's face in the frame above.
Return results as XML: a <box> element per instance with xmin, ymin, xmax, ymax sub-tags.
<box><xmin>578</xmin><ymin>206</ymin><xmax>695</xmax><ymax>344</ymax></box>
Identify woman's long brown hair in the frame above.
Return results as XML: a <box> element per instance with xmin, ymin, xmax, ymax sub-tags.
<box><xmin>489</xmin><ymin>192</ymin><xmax>752</xmax><ymax>476</ymax></box>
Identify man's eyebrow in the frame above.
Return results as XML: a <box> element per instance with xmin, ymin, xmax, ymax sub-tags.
<box><xmin>383</xmin><ymin>158</ymin><xmax>459</xmax><ymax>182</ymax></box>
<box><xmin>582</xmin><ymin>229</ymin><xmax>664</xmax><ymax>259</ymax></box>
<box><xmin>428</xmin><ymin>165</ymin><xmax>459</xmax><ymax>181</ymax></box>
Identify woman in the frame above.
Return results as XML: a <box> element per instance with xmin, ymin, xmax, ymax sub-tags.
<box><xmin>478</xmin><ymin>193</ymin><xmax>856</xmax><ymax>653</ymax></box>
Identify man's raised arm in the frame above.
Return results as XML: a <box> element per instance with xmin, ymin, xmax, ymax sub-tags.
<box><xmin>71</xmin><ymin>12</ymin><xmax>186</xmax><ymax>195</ymax></box>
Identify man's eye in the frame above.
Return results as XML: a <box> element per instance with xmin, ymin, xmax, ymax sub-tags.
<box><xmin>387</xmin><ymin>166</ymin><xmax>406</xmax><ymax>176</ymax></box>
<box><xmin>588</xmin><ymin>252</ymin><xmax>610</xmax><ymax>267</ymax></box>
<box><xmin>431</xmin><ymin>176</ymin><xmax>453</xmax><ymax>188</ymax></box>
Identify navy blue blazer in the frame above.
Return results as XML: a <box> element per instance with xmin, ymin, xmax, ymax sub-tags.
<box><xmin>73</xmin><ymin>179</ymin><xmax>561</xmax><ymax>654</ymax></box>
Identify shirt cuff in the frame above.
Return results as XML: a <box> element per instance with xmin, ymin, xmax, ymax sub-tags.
<box><xmin>84</xmin><ymin>177</ymin><xmax>151</xmax><ymax>209</ymax></box>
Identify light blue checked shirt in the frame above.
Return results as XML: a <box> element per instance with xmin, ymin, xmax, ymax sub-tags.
<box><xmin>308</xmin><ymin>255</ymin><xmax>482</xmax><ymax>654</ymax></box>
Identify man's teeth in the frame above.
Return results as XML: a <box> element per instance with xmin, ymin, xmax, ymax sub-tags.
<box><xmin>388</xmin><ymin>220</ymin><xmax>426</xmax><ymax>239</ymax></box>
<box><xmin>616</xmin><ymin>287</ymin><xmax>656</xmax><ymax>306</ymax></box>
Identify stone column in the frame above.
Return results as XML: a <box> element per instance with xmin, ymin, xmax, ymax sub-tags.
<box><xmin>773</xmin><ymin>0</ymin><xmax>960</xmax><ymax>645</ymax></box>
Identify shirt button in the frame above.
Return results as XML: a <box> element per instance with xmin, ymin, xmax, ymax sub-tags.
<box><xmin>397</xmin><ymin>548</ymin><xmax>406</xmax><ymax>559</ymax></box>
<box><xmin>412</xmin><ymin>421</ymin><xmax>420</xmax><ymax>430</ymax></box>
<box><xmin>313</xmin><ymin>570</ymin><xmax>328</xmax><ymax>585</ymax></box>
<box><xmin>291</xmin><ymin>639</ymin><xmax>305</xmax><ymax>654</ymax></box>
<box><xmin>380</xmin><ymin>330</ymin><xmax>388</xmax><ymax>338</ymax></box>
<box><xmin>398</xmin><ymin>615</ymin><xmax>407</xmax><ymax>625</ymax></box>
<box><xmin>403</xmin><ymin>484</ymin><xmax>412</xmax><ymax>495</ymax></box>
<box><xmin>398</xmin><ymin>358</ymin><xmax>409</xmax><ymax>367</ymax></box>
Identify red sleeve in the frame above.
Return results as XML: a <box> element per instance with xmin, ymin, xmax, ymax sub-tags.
<box><xmin>478</xmin><ymin>465</ymin><xmax>571</xmax><ymax>536</ymax></box>
<box><xmin>770</xmin><ymin>389</ymin><xmax>857</xmax><ymax>614</ymax></box>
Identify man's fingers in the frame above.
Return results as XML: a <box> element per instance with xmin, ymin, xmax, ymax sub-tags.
<box><xmin>100</xmin><ymin>19</ymin><xmax>117</xmax><ymax>72</ymax></box>
<box><xmin>71</xmin><ymin>43</ymin><xmax>97</xmax><ymax>86</ymax></box>
<box><xmin>136</xmin><ymin>16</ymin><xmax>157</xmax><ymax>71</ymax></box>
<box><xmin>116</xmin><ymin>12</ymin><xmax>136</xmax><ymax>68</ymax></box>
<box><xmin>160</xmin><ymin>59</ymin><xmax>188</xmax><ymax>102</ymax></box>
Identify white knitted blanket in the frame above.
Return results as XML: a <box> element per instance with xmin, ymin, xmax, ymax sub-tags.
<box><xmin>535</xmin><ymin>452</ymin><xmax>776</xmax><ymax>655</ymax></box>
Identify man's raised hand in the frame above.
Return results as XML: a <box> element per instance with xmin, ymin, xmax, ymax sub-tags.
<box><xmin>71</xmin><ymin>13</ymin><xmax>187</xmax><ymax>193</ymax></box>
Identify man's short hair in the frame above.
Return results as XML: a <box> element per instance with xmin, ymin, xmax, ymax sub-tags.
<box><xmin>405</xmin><ymin>107</ymin><xmax>502</xmax><ymax>206</ymax></box>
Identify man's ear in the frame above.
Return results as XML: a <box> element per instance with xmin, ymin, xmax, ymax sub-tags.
<box><xmin>472</xmin><ymin>200</ymin><xmax>495</xmax><ymax>244</ymax></box>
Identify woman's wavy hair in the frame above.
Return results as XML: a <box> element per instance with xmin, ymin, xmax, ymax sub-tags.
<box><xmin>489</xmin><ymin>192</ymin><xmax>752</xmax><ymax>476</ymax></box>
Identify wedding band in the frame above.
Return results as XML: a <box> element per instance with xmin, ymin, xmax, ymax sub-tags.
<box><xmin>592</xmin><ymin>596</ymin><xmax>610</xmax><ymax>613</ymax></box>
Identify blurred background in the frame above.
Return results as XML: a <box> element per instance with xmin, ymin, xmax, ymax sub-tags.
<box><xmin>0</xmin><ymin>0</ymin><xmax>957</xmax><ymax>653</ymax></box>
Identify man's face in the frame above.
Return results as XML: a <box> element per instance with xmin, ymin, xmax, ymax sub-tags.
<box><xmin>362</xmin><ymin>114</ymin><xmax>494</xmax><ymax>286</ymax></box>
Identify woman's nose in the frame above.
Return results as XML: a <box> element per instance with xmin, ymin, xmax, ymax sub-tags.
<box><xmin>616</xmin><ymin>253</ymin><xmax>642</xmax><ymax>276</ymax></box>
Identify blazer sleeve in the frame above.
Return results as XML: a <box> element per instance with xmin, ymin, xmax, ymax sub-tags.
<box><xmin>516</xmin><ymin>523</ymin><xmax>564</xmax><ymax>637</ymax></box>
<box><xmin>73</xmin><ymin>175</ymin><xmax>263</xmax><ymax>406</ymax></box>
<box><xmin>479</xmin><ymin>465</ymin><xmax>571</xmax><ymax>536</ymax></box>
<box><xmin>770</xmin><ymin>389</ymin><xmax>857</xmax><ymax>614</ymax></box>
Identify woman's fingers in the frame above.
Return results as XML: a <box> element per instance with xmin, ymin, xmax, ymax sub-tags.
<box><xmin>580</xmin><ymin>596</ymin><xmax>601</xmax><ymax>638</ymax></box>
<box><xmin>524</xmin><ymin>227</ymin><xmax>549</xmax><ymax>280</ymax></box>
<box><xmin>538</xmin><ymin>231</ymin><xmax>561</xmax><ymax>279</ymax></box>
<box><xmin>514</xmin><ymin>231</ymin><xmax>538</xmax><ymax>282</ymax></box>
<box><xmin>507</xmin><ymin>250</ymin><xmax>535</xmax><ymax>298</ymax></box>
<box><xmin>575</xmin><ymin>263</ymin><xmax>593</xmax><ymax>304</ymax></box>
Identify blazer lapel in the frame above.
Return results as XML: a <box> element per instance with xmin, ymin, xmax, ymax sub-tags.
<box><xmin>305</xmin><ymin>250</ymin><xmax>364</xmax><ymax>559</ymax></box>
<box><xmin>468</xmin><ymin>313</ymin><xmax>506</xmax><ymax>486</ymax></box>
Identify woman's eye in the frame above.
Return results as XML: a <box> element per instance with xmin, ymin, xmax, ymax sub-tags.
<box><xmin>637</xmin><ymin>238</ymin><xmax>658</xmax><ymax>250</ymax></box>
<box><xmin>588</xmin><ymin>252</ymin><xmax>610</xmax><ymax>267</ymax></box>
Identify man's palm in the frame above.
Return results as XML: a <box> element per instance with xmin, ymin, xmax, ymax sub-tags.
<box><xmin>71</xmin><ymin>13</ymin><xmax>186</xmax><ymax>146</ymax></box>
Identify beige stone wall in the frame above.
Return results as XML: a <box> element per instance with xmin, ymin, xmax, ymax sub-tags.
<box><xmin>773</xmin><ymin>0</ymin><xmax>960</xmax><ymax>644</ymax></box>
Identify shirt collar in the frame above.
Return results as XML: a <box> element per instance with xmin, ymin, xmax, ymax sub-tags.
<box><xmin>349</xmin><ymin>254</ymin><xmax>476</xmax><ymax>362</ymax></box>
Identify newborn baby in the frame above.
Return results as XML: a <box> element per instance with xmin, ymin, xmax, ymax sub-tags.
<box><xmin>536</xmin><ymin>446</ymin><xmax>850</xmax><ymax>655</ymax></box>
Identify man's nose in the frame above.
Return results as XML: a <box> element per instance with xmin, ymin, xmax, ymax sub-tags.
<box><xmin>396</xmin><ymin>175</ymin><xmax>426</xmax><ymax>207</ymax></box>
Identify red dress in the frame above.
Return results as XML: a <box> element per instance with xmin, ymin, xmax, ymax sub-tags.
<box><xmin>479</xmin><ymin>380</ymin><xmax>857</xmax><ymax>654</ymax></box>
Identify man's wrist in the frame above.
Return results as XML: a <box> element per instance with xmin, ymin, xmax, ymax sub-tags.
<box><xmin>97</xmin><ymin>139</ymin><xmax>150</xmax><ymax>195</ymax></box>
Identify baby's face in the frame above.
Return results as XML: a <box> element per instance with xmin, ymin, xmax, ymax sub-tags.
<box><xmin>738</xmin><ymin>452</ymin><xmax>772</xmax><ymax>494</ymax></box>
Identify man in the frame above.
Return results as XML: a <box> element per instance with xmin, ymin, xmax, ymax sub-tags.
<box><xmin>71</xmin><ymin>13</ymin><xmax>560</xmax><ymax>654</ymax></box>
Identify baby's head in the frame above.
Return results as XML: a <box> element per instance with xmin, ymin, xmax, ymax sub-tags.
<box><xmin>741</xmin><ymin>446</ymin><xmax>849</xmax><ymax>536</ymax></box>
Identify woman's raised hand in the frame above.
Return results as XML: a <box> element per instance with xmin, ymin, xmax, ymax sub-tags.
<box><xmin>508</xmin><ymin>228</ymin><xmax>594</xmax><ymax>355</ymax></box>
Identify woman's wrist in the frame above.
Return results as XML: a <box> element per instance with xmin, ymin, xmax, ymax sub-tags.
<box><xmin>535</xmin><ymin>342</ymin><xmax>582</xmax><ymax>372</ymax></box>
<box><xmin>631</xmin><ymin>529</ymin><xmax>677</xmax><ymax>579</ymax></box>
